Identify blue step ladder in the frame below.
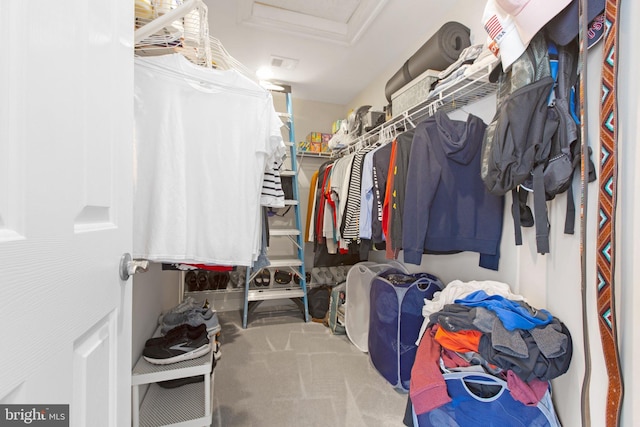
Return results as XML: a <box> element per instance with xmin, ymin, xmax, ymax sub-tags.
<box><xmin>242</xmin><ymin>87</ymin><xmax>309</xmax><ymax>328</ymax></box>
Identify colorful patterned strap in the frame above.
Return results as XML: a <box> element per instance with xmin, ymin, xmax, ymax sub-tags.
<box><xmin>597</xmin><ymin>0</ymin><xmax>624</xmax><ymax>426</ymax></box>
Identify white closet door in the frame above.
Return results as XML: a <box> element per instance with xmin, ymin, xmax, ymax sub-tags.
<box><xmin>0</xmin><ymin>1</ymin><xmax>133</xmax><ymax>426</ymax></box>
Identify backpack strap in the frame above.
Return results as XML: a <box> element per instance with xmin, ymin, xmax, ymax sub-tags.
<box><xmin>564</xmin><ymin>181</ymin><xmax>577</xmax><ymax>234</ymax></box>
<box><xmin>532</xmin><ymin>163</ymin><xmax>550</xmax><ymax>254</ymax></box>
<box><xmin>511</xmin><ymin>188</ymin><xmax>523</xmax><ymax>246</ymax></box>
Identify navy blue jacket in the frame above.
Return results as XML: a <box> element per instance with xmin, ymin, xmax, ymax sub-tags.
<box><xmin>402</xmin><ymin>111</ymin><xmax>503</xmax><ymax>269</ymax></box>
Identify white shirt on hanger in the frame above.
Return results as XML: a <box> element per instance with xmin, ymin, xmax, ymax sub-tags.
<box><xmin>134</xmin><ymin>54</ymin><xmax>285</xmax><ymax>266</ymax></box>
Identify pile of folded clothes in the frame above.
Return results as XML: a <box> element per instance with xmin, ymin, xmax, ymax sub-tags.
<box><xmin>410</xmin><ymin>280</ymin><xmax>572</xmax><ymax>416</ymax></box>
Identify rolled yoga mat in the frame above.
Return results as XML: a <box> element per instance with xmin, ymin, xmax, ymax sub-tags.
<box><xmin>384</xmin><ymin>21</ymin><xmax>471</xmax><ymax>102</ymax></box>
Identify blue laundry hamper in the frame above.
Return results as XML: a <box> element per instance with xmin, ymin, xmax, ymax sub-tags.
<box><xmin>368</xmin><ymin>270</ymin><xmax>443</xmax><ymax>391</ymax></box>
<box><xmin>412</xmin><ymin>371</ymin><xmax>562</xmax><ymax>427</ymax></box>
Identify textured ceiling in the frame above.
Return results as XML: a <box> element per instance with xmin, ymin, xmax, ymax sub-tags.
<box><xmin>253</xmin><ymin>0</ymin><xmax>361</xmax><ymax>23</ymax></box>
<box><xmin>206</xmin><ymin>1</ymin><xmax>480</xmax><ymax>105</ymax></box>
<box><xmin>236</xmin><ymin>0</ymin><xmax>387</xmax><ymax>45</ymax></box>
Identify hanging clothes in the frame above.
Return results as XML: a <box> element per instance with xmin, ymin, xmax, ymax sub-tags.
<box><xmin>328</xmin><ymin>153</ymin><xmax>356</xmax><ymax>252</ymax></box>
<box><xmin>359</xmin><ymin>142</ymin><xmax>387</xmax><ymax>256</ymax></box>
<box><xmin>383</xmin><ymin>140</ymin><xmax>399</xmax><ymax>259</ymax></box>
<box><xmin>341</xmin><ymin>144</ymin><xmax>377</xmax><ymax>244</ymax></box>
<box><xmin>389</xmin><ymin>129</ymin><xmax>416</xmax><ymax>258</ymax></box>
<box><xmin>402</xmin><ymin>111</ymin><xmax>503</xmax><ymax>270</ymax></box>
<box><xmin>371</xmin><ymin>143</ymin><xmax>393</xmax><ymax>247</ymax></box>
<box><xmin>133</xmin><ymin>54</ymin><xmax>285</xmax><ymax>266</ymax></box>
<box><xmin>261</xmin><ymin>154</ymin><xmax>287</xmax><ymax>208</ymax></box>
<box><xmin>305</xmin><ymin>170</ymin><xmax>319</xmax><ymax>242</ymax></box>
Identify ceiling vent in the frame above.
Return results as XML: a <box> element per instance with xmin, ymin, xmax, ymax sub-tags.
<box><xmin>270</xmin><ymin>55</ymin><xmax>299</xmax><ymax>70</ymax></box>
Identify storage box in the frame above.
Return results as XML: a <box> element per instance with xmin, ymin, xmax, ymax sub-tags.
<box><xmin>390</xmin><ymin>69</ymin><xmax>440</xmax><ymax>117</ymax></box>
<box><xmin>306</xmin><ymin>132</ymin><xmax>322</xmax><ymax>143</ymax></box>
<box><xmin>304</xmin><ymin>132</ymin><xmax>332</xmax><ymax>153</ymax></box>
<box><xmin>332</xmin><ymin>119</ymin><xmax>345</xmax><ymax>134</ymax></box>
<box><xmin>363</xmin><ymin>110</ymin><xmax>385</xmax><ymax>131</ymax></box>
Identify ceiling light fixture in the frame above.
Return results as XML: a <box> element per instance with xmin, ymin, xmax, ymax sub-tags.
<box><xmin>256</xmin><ymin>66</ymin><xmax>274</xmax><ymax>80</ymax></box>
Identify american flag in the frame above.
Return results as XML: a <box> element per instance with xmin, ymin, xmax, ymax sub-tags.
<box><xmin>484</xmin><ymin>15</ymin><xmax>503</xmax><ymax>40</ymax></box>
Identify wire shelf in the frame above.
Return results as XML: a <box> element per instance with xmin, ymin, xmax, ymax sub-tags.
<box><xmin>332</xmin><ymin>65</ymin><xmax>498</xmax><ymax>157</ymax></box>
<box><xmin>134</xmin><ymin>0</ymin><xmax>256</xmax><ymax>81</ymax></box>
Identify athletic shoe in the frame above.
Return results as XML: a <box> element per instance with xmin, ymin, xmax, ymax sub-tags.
<box><xmin>144</xmin><ymin>323</ymin><xmax>207</xmax><ymax>348</ymax></box>
<box><xmin>212</xmin><ymin>339</ymin><xmax>222</xmax><ymax>361</ymax></box>
<box><xmin>157</xmin><ymin>297</ymin><xmax>204</xmax><ymax>326</ymax></box>
<box><xmin>143</xmin><ymin>327</ymin><xmax>211</xmax><ymax>365</ymax></box>
<box><xmin>157</xmin><ymin>358</ymin><xmax>216</xmax><ymax>389</ymax></box>
<box><xmin>157</xmin><ymin>374</ymin><xmax>205</xmax><ymax>389</ymax></box>
<box><xmin>160</xmin><ymin>307</ymin><xmax>221</xmax><ymax>336</ymax></box>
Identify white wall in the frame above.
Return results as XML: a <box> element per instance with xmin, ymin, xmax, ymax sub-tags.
<box><xmin>131</xmin><ymin>263</ymin><xmax>181</xmax><ymax>361</ymax></box>
<box><xmin>354</xmin><ymin>1</ymin><xmax>639</xmax><ymax>426</ymax></box>
<box><xmin>270</xmin><ymin>92</ymin><xmax>346</xmax><ymax>270</ymax></box>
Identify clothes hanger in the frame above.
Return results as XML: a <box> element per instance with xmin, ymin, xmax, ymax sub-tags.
<box><xmin>134</xmin><ymin>0</ymin><xmax>257</xmax><ymax>85</ymax></box>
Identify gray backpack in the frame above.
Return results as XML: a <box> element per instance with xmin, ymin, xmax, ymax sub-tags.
<box><xmin>519</xmin><ymin>40</ymin><xmax>597</xmax><ymax>241</ymax></box>
<box><xmin>481</xmin><ymin>33</ymin><xmax>595</xmax><ymax>254</ymax></box>
<box><xmin>481</xmin><ymin>33</ymin><xmax>556</xmax><ymax>253</ymax></box>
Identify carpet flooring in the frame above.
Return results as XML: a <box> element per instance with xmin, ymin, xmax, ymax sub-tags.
<box><xmin>211</xmin><ymin>306</ymin><xmax>409</xmax><ymax>427</ymax></box>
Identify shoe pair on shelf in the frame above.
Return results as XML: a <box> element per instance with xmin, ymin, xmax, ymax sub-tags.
<box><xmin>252</xmin><ymin>269</ymin><xmax>271</xmax><ymax>287</ymax></box>
<box><xmin>185</xmin><ymin>270</ymin><xmax>230</xmax><ymax>291</ymax></box>
<box><xmin>156</xmin><ymin>340</ymin><xmax>220</xmax><ymax>389</ymax></box>
<box><xmin>143</xmin><ymin>323</ymin><xmax>211</xmax><ymax>365</ymax></box>
<box><xmin>311</xmin><ymin>267</ymin><xmax>335</xmax><ymax>285</ymax></box>
<box><xmin>158</xmin><ymin>297</ymin><xmax>221</xmax><ymax>337</ymax></box>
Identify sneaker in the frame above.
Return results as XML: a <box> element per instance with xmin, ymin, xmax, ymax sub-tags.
<box><xmin>157</xmin><ymin>297</ymin><xmax>203</xmax><ymax>326</ymax></box>
<box><xmin>212</xmin><ymin>339</ymin><xmax>222</xmax><ymax>361</ymax></box>
<box><xmin>143</xmin><ymin>327</ymin><xmax>211</xmax><ymax>365</ymax></box>
<box><xmin>160</xmin><ymin>307</ymin><xmax>221</xmax><ymax>336</ymax></box>
<box><xmin>144</xmin><ymin>323</ymin><xmax>207</xmax><ymax>348</ymax></box>
<box><xmin>157</xmin><ymin>359</ymin><xmax>216</xmax><ymax>389</ymax></box>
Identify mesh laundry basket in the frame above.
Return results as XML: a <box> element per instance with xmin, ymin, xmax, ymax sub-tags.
<box><xmin>345</xmin><ymin>261</ymin><xmax>408</xmax><ymax>353</ymax></box>
<box><xmin>412</xmin><ymin>372</ymin><xmax>561</xmax><ymax>427</ymax></box>
<box><xmin>368</xmin><ymin>270</ymin><xmax>443</xmax><ymax>391</ymax></box>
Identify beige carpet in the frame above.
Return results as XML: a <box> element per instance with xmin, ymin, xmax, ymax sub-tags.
<box><xmin>211</xmin><ymin>306</ymin><xmax>409</xmax><ymax>427</ymax></box>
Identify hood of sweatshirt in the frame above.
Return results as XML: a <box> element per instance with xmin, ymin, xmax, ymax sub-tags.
<box><xmin>434</xmin><ymin>110</ymin><xmax>484</xmax><ymax>165</ymax></box>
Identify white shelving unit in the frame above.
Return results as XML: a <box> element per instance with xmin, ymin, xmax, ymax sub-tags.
<box><xmin>132</xmin><ymin>348</ymin><xmax>214</xmax><ymax>427</ymax></box>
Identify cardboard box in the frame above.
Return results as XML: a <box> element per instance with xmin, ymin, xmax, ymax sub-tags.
<box><xmin>306</xmin><ymin>132</ymin><xmax>323</xmax><ymax>144</ymax></box>
<box><xmin>363</xmin><ymin>111</ymin><xmax>385</xmax><ymax>130</ymax></box>
<box><xmin>391</xmin><ymin>69</ymin><xmax>440</xmax><ymax>117</ymax></box>
<box><xmin>304</xmin><ymin>132</ymin><xmax>333</xmax><ymax>153</ymax></box>
<box><xmin>298</xmin><ymin>141</ymin><xmax>311</xmax><ymax>152</ymax></box>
